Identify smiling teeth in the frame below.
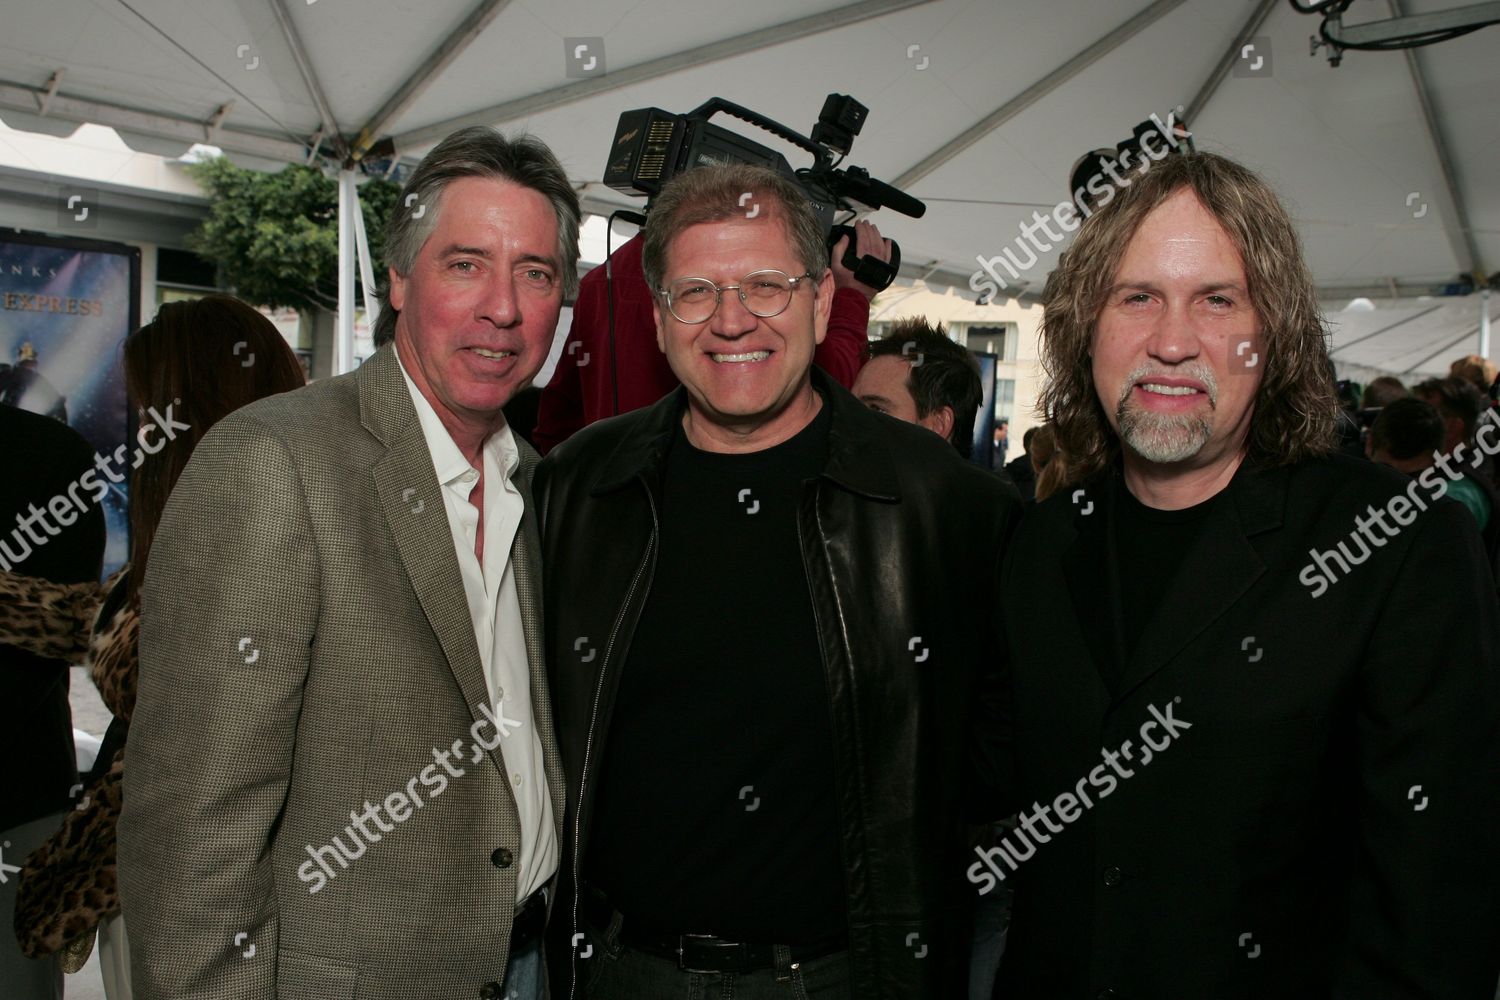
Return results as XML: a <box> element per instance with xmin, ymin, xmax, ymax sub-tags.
<box><xmin>473</xmin><ymin>348</ymin><xmax>514</xmax><ymax>359</ymax></box>
<box><xmin>1142</xmin><ymin>383</ymin><xmax>1197</xmax><ymax>396</ymax></box>
<box><xmin>712</xmin><ymin>351</ymin><xmax>770</xmax><ymax>363</ymax></box>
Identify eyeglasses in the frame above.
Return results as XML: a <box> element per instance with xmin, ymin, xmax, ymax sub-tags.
<box><xmin>658</xmin><ymin>269</ymin><xmax>817</xmax><ymax>325</ymax></box>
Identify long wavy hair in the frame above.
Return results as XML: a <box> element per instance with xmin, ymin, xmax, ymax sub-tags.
<box><xmin>1037</xmin><ymin>152</ymin><xmax>1337</xmax><ymax>486</ymax></box>
<box><xmin>124</xmin><ymin>295</ymin><xmax>305</xmax><ymax>601</ymax></box>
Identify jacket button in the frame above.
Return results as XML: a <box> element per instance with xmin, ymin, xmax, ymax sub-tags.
<box><xmin>1102</xmin><ymin>865</ymin><xmax>1124</xmax><ymax>887</ymax></box>
<box><xmin>491</xmin><ymin>847</ymin><xmax>513</xmax><ymax>869</ymax></box>
<box><xmin>480</xmin><ymin>982</ymin><xmax>503</xmax><ymax>999</ymax></box>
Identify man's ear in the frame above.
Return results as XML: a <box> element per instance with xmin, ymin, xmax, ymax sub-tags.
<box><xmin>812</xmin><ymin>268</ymin><xmax>834</xmax><ymax>346</ymax></box>
<box><xmin>652</xmin><ymin>298</ymin><xmax>667</xmax><ymax>354</ymax></box>
<box><xmin>388</xmin><ymin>266</ymin><xmax>407</xmax><ymax>312</ymax></box>
<box><xmin>920</xmin><ymin>405</ymin><xmax>955</xmax><ymax>443</ymax></box>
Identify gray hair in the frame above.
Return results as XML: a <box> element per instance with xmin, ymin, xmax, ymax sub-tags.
<box><xmin>374</xmin><ymin>126</ymin><xmax>581</xmax><ymax>346</ymax></box>
<box><xmin>641</xmin><ymin>164</ymin><xmax>827</xmax><ymax>294</ymax></box>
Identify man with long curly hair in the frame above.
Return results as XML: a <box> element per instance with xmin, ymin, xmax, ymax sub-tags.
<box><xmin>986</xmin><ymin>152</ymin><xmax>1500</xmax><ymax>997</ymax></box>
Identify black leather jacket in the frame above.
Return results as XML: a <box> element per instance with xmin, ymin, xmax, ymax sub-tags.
<box><xmin>536</xmin><ymin>370</ymin><xmax>1020</xmax><ymax>999</ymax></box>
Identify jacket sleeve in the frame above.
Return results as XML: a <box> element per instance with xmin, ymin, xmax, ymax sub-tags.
<box><xmin>969</xmin><ymin>496</ymin><xmax>1023</xmax><ymax>823</ymax></box>
<box><xmin>1335</xmin><ymin>500</ymin><xmax>1500</xmax><ymax>997</ymax></box>
<box><xmin>118</xmin><ymin>414</ymin><xmax>319</xmax><ymax>1000</ymax></box>
<box><xmin>0</xmin><ymin>570</ymin><xmax>102</xmax><ymax>662</ymax></box>
<box><xmin>813</xmin><ymin>288</ymin><xmax>870</xmax><ymax>390</ymax></box>
<box><xmin>533</xmin><ymin>298</ymin><xmax>594</xmax><ymax>456</ymax></box>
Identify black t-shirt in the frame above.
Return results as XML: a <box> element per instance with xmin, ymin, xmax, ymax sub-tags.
<box><xmin>1107</xmin><ymin>475</ymin><xmax>1218</xmax><ymax>691</ymax></box>
<box><xmin>586</xmin><ymin>399</ymin><xmax>844</xmax><ymax>945</ymax></box>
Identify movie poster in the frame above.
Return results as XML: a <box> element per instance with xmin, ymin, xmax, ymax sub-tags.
<box><xmin>0</xmin><ymin>231</ymin><xmax>140</xmax><ymax>579</ymax></box>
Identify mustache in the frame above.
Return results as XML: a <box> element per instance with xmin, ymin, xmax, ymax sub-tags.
<box><xmin>1116</xmin><ymin>362</ymin><xmax>1220</xmax><ymax>411</ymax></box>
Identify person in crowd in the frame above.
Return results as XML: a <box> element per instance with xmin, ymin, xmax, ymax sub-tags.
<box><xmin>528</xmin><ymin>219</ymin><xmax>890</xmax><ymax>454</ymax></box>
<box><xmin>1413</xmin><ymin>375</ymin><xmax>1487</xmax><ymax>457</ymax></box>
<box><xmin>537</xmin><ymin>163</ymin><xmax>1019</xmax><ymax>999</ymax></box>
<box><xmin>1414</xmin><ymin>373</ymin><xmax>1500</xmax><ymax>494</ymax></box>
<box><xmin>1368</xmin><ymin>395</ymin><xmax>1493</xmax><ymax>532</ymax></box>
<box><xmin>1</xmin><ymin>295</ymin><xmax>304</xmax><ymax>999</ymax></box>
<box><xmin>1360</xmin><ymin>374</ymin><xmax>1407</xmax><ymax>410</ymax></box>
<box><xmin>1006</xmin><ymin>427</ymin><xmax>1039</xmax><ymax>500</ymax></box>
<box><xmin>994</xmin><ymin>151</ymin><xmax>1500</xmax><ymax>997</ymax></box>
<box><xmin>1331</xmin><ymin>371</ymin><xmax>1365</xmax><ymax>458</ymax></box>
<box><xmin>0</xmin><ymin>403</ymin><xmax>104</xmax><ymax>1000</ymax></box>
<box><xmin>1450</xmin><ymin>353</ymin><xmax>1498</xmax><ymax>404</ymax></box>
<box><xmin>852</xmin><ymin>317</ymin><xmax>983</xmax><ymax>457</ymax></box>
<box><xmin>119</xmin><ymin>128</ymin><xmax>575</xmax><ymax>1000</ymax></box>
<box><xmin>992</xmin><ymin>419</ymin><xmax>1009</xmax><ymax>467</ymax></box>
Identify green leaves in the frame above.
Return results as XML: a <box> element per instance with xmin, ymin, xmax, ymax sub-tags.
<box><xmin>187</xmin><ymin>157</ymin><xmax>398</xmax><ymax>313</ymax></box>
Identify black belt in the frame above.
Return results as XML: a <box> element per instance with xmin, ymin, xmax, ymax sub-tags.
<box><xmin>582</xmin><ymin>887</ymin><xmax>846</xmax><ymax>975</ymax></box>
<box><xmin>510</xmin><ymin>887</ymin><xmax>548</xmax><ymax>953</ymax></box>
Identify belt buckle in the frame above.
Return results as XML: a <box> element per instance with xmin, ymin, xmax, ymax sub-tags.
<box><xmin>677</xmin><ymin>934</ymin><xmax>743</xmax><ymax>974</ymax></box>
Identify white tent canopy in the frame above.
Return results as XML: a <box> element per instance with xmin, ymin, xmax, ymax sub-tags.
<box><xmin>1330</xmin><ymin>290</ymin><xmax>1496</xmax><ymax>381</ymax></box>
<box><xmin>2</xmin><ymin>0</ymin><xmax>1495</xmax><ymax>371</ymax></box>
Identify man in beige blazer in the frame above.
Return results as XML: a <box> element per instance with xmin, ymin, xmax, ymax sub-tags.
<box><xmin>118</xmin><ymin>126</ymin><xmax>578</xmax><ymax>1000</ymax></box>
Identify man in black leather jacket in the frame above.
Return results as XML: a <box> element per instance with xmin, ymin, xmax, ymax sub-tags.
<box><xmin>537</xmin><ymin>164</ymin><xmax>1019</xmax><ymax>1000</ymax></box>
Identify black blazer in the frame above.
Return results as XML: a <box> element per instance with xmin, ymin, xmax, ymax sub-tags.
<box><xmin>993</xmin><ymin>453</ymin><xmax>1500</xmax><ymax>999</ymax></box>
<box><xmin>0</xmin><ymin>404</ymin><xmax>105</xmax><ymax>830</ymax></box>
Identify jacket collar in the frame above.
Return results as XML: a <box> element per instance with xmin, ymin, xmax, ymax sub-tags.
<box><xmin>1061</xmin><ymin>454</ymin><xmax>1291</xmax><ymax>705</ymax></box>
<box><xmin>357</xmin><ymin>343</ymin><xmax>419</xmax><ymax>448</ymax></box>
<box><xmin>591</xmin><ymin>367</ymin><xmax>901</xmax><ymax>501</ymax></box>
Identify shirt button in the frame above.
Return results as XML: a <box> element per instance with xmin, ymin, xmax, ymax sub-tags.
<box><xmin>1102</xmin><ymin>866</ymin><xmax>1124</xmax><ymax>887</ymax></box>
<box><xmin>512</xmin><ymin>772</ymin><xmax>523</xmax><ymax>788</ymax></box>
<box><xmin>495</xmin><ymin>687</ymin><xmax>504</xmax><ymax>701</ymax></box>
<box><xmin>491</xmin><ymin>847</ymin><xmax>513</xmax><ymax>868</ymax></box>
<box><xmin>461</xmin><ymin>469</ymin><xmax>478</xmax><ymax>483</ymax></box>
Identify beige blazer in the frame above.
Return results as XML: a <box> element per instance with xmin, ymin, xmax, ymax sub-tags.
<box><xmin>118</xmin><ymin>345</ymin><xmax>565</xmax><ymax>1000</ymax></box>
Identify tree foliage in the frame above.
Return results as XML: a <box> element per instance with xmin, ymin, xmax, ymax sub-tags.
<box><xmin>186</xmin><ymin>157</ymin><xmax>399</xmax><ymax>313</ymax></box>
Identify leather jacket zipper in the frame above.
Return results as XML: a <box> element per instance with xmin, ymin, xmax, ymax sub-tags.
<box><xmin>569</xmin><ymin>475</ymin><xmax>658</xmax><ymax>1000</ymax></box>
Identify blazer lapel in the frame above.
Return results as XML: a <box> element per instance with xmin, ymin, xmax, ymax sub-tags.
<box><xmin>360</xmin><ymin>347</ymin><xmax>493</xmax><ymax>746</ymax></box>
<box><xmin>374</xmin><ymin>429</ymin><xmax>494</xmax><ymax>730</ymax></box>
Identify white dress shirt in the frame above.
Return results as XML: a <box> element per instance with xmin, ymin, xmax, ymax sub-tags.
<box><xmin>396</xmin><ymin>348</ymin><xmax>557</xmax><ymax>903</ymax></box>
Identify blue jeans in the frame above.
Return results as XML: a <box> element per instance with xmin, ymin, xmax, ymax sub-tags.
<box><xmin>502</xmin><ymin>937</ymin><xmax>543</xmax><ymax>1000</ymax></box>
<box><xmin>969</xmin><ymin>878</ymin><xmax>1013</xmax><ymax>1000</ymax></box>
<box><xmin>579</xmin><ymin>915</ymin><xmax>852</xmax><ymax>999</ymax></box>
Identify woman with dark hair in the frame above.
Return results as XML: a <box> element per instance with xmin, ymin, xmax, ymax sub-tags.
<box><xmin>0</xmin><ymin>294</ymin><xmax>303</xmax><ymax>997</ymax></box>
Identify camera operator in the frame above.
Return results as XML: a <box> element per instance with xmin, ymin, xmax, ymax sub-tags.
<box><xmin>532</xmin><ymin>221</ymin><xmax>891</xmax><ymax>454</ymax></box>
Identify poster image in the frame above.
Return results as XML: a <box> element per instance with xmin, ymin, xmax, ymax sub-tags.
<box><xmin>1</xmin><ymin>231</ymin><xmax>141</xmax><ymax>580</ymax></box>
<box><xmin>971</xmin><ymin>350</ymin><xmax>998</xmax><ymax>467</ymax></box>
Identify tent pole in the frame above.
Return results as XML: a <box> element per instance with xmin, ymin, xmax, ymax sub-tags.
<box><xmin>336</xmin><ymin>170</ymin><xmax>357</xmax><ymax>374</ymax></box>
<box><xmin>350</xmin><ymin>181</ymin><xmax>380</xmax><ymax>332</ymax></box>
<box><xmin>1482</xmin><ymin>288</ymin><xmax>1492</xmax><ymax>360</ymax></box>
